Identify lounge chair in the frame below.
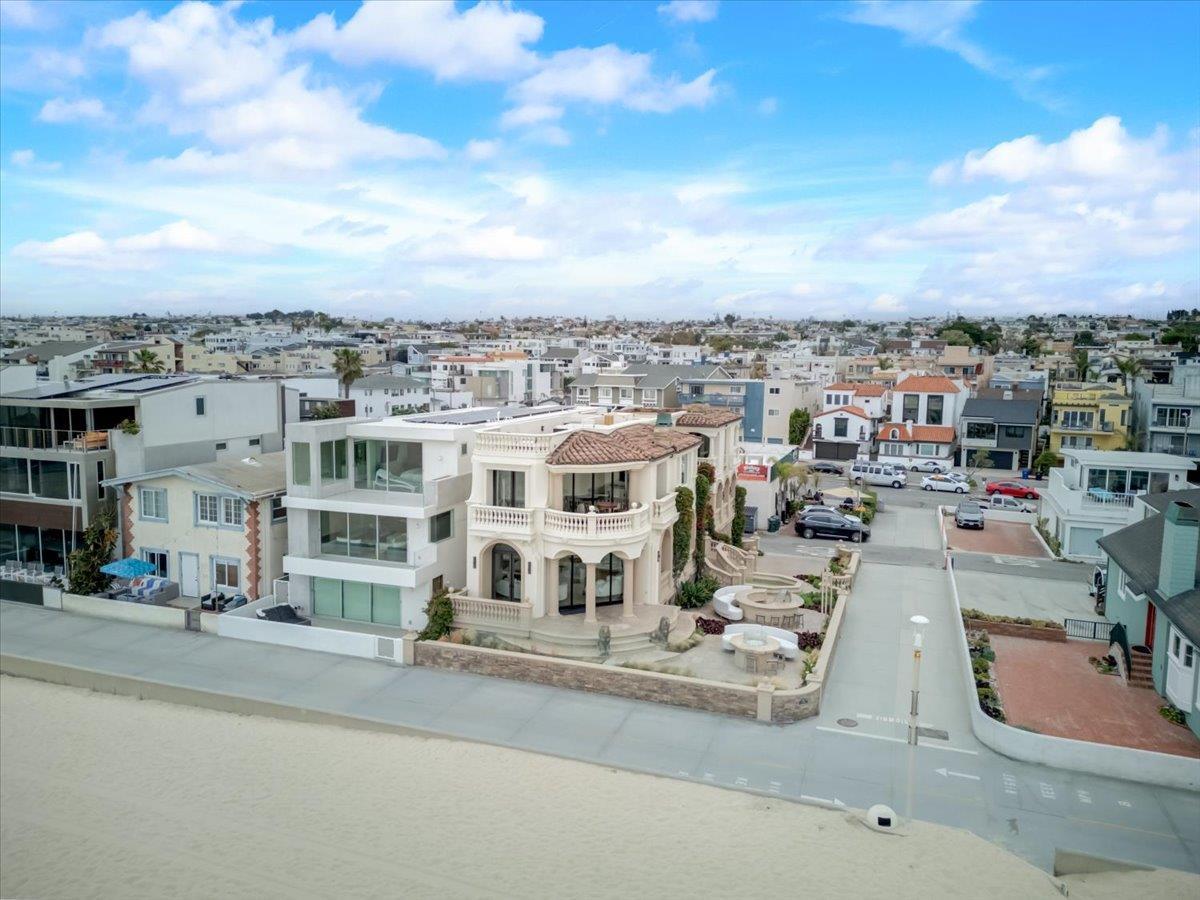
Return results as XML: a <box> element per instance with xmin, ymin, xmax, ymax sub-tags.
<box><xmin>256</xmin><ymin>604</ymin><xmax>312</xmax><ymax>626</ymax></box>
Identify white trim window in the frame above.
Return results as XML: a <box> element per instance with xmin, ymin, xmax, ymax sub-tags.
<box><xmin>196</xmin><ymin>493</ymin><xmax>220</xmax><ymax>525</ymax></box>
<box><xmin>140</xmin><ymin>547</ymin><xmax>168</xmax><ymax>577</ymax></box>
<box><xmin>212</xmin><ymin>557</ymin><xmax>241</xmax><ymax>594</ymax></box>
<box><xmin>139</xmin><ymin>487</ymin><xmax>168</xmax><ymax>522</ymax></box>
<box><xmin>221</xmin><ymin>497</ymin><xmax>244</xmax><ymax>527</ymax></box>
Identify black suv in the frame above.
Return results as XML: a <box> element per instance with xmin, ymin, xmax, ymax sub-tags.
<box><xmin>794</xmin><ymin>507</ymin><xmax>871</xmax><ymax>543</ymax></box>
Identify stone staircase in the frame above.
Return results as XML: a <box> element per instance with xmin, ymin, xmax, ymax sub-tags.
<box><xmin>1128</xmin><ymin>647</ymin><xmax>1154</xmax><ymax>689</ymax></box>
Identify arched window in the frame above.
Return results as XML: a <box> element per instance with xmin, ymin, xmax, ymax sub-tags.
<box><xmin>890</xmin><ymin>428</ymin><xmax>899</xmax><ymax>440</ymax></box>
<box><xmin>558</xmin><ymin>555</ymin><xmax>586</xmax><ymax>613</ymax></box>
<box><xmin>491</xmin><ymin>544</ymin><xmax>522</xmax><ymax>601</ymax></box>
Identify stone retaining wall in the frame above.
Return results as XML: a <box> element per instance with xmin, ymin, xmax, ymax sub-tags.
<box><xmin>964</xmin><ymin>618</ymin><xmax>1066</xmax><ymax>642</ymax></box>
<box><xmin>414</xmin><ymin>640</ymin><xmax>762</xmax><ymax>719</ymax></box>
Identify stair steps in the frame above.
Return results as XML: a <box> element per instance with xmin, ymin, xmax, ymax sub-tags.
<box><xmin>1127</xmin><ymin>649</ymin><xmax>1154</xmax><ymax>689</ymax></box>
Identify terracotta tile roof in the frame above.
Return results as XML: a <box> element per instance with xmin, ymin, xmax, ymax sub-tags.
<box><xmin>675</xmin><ymin>405</ymin><xmax>742</xmax><ymax>427</ymax></box>
<box><xmin>894</xmin><ymin>375</ymin><xmax>960</xmax><ymax>394</ymax></box>
<box><xmin>547</xmin><ymin>424</ymin><xmax>701</xmax><ymax>466</ymax></box>
<box><xmin>877</xmin><ymin>423</ymin><xmax>956</xmax><ymax>443</ymax></box>
<box><xmin>819</xmin><ymin>405</ymin><xmax>871</xmax><ymax>419</ymax></box>
<box><xmin>824</xmin><ymin>382</ymin><xmax>858</xmax><ymax>391</ymax></box>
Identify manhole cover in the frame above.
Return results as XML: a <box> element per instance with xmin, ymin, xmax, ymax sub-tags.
<box><xmin>918</xmin><ymin>727</ymin><xmax>950</xmax><ymax>741</ymax></box>
<box><xmin>836</xmin><ymin>717</ymin><xmax>858</xmax><ymax>728</ymax></box>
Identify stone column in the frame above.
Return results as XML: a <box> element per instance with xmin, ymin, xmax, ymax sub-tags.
<box><xmin>546</xmin><ymin>558</ymin><xmax>560</xmax><ymax>617</ymax></box>
<box><xmin>585</xmin><ymin>562</ymin><xmax>597</xmax><ymax>623</ymax></box>
<box><xmin>622</xmin><ymin>557</ymin><xmax>635</xmax><ymax>620</ymax></box>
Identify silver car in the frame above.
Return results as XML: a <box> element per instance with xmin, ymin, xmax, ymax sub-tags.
<box><xmin>954</xmin><ymin>500</ymin><xmax>985</xmax><ymax>529</ymax></box>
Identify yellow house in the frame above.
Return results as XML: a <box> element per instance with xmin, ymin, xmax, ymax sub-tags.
<box><xmin>1049</xmin><ymin>382</ymin><xmax>1131</xmax><ymax>451</ymax></box>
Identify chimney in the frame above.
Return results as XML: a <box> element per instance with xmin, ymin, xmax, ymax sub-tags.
<box><xmin>655</xmin><ymin>411</ymin><xmax>673</xmax><ymax>432</ymax></box>
<box><xmin>1158</xmin><ymin>500</ymin><xmax>1200</xmax><ymax>599</ymax></box>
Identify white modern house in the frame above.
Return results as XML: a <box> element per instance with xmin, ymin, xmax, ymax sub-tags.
<box><xmin>821</xmin><ymin>382</ymin><xmax>888</xmax><ymax>421</ymax></box>
<box><xmin>1042</xmin><ymin>449</ymin><xmax>1197</xmax><ymax>559</ymax></box>
<box><xmin>812</xmin><ymin>405</ymin><xmax>873</xmax><ymax>460</ymax></box>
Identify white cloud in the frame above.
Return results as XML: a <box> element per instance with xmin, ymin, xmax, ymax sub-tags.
<box><xmin>499</xmin><ymin>103</ymin><xmax>563</xmax><ymax>130</ymax></box>
<box><xmin>8</xmin><ymin>148</ymin><xmax>60</xmax><ymax>171</ymax></box>
<box><xmin>13</xmin><ymin>220</ymin><xmax>265</xmax><ymax>269</ymax></box>
<box><xmin>869</xmin><ymin>292</ymin><xmax>907</xmax><ymax>313</ymax></box>
<box><xmin>38</xmin><ymin>96</ymin><xmax>108</xmax><ymax>124</ymax></box>
<box><xmin>844</xmin><ymin>1</ymin><xmax>1059</xmax><ymax>108</ymax></box>
<box><xmin>657</xmin><ymin>1</ymin><xmax>720</xmax><ymax>24</ymax></box>
<box><xmin>931</xmin><ymin>116</ymin><xmax>1176</xmax><ymax>189</ymax></box>
<box><xmin>99</xmin><ymin>3</ymin><xmax>442</xmax><ymax>174</ymax></box>
<box><xmin>674</xmin><ymin>180</ymin><xmax>747</xmax><ymax>204</ymax></box>
<box><xmin>0</xmin><ymin>0</ymin><xmax>50</xmax><ymax>28</ymax></box>
<box><xmin>511</xmin><ymin>45</ymin><xmax>716</xmax><ymax>115</ymax></box>
<box><xmin>464</xmin><ymin>139</ymin><xmax>502</xmax><ymax>162</ymax></box>
<box><xmin>757</xmin><ymin>97</ymin><xmax>778</xmax><ymax>116</ymax></box>
<box><xmin>292</xmin><ymin>0</ymin><xmax>543</xmax><ymax>81</ymax></box>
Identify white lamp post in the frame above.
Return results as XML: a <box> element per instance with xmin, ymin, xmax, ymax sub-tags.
<box><xmin>907</xmin><ymin>614</ymin><xmax>930</xmax><ymax>746</ymax></box>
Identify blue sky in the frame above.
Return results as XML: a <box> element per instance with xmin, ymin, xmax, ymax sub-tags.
<box><xmin>1</xmin><ymin>0</ymin><xmax>1197</xmax><ymax>319</ymax></box>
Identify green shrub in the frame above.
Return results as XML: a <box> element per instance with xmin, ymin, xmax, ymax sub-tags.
<box><xmin>673</xmin><ymin>486</ymin><xmax>694</xmax><ymax>578</ymax></box>
<box><xmin>1160</xmin><ymin>704</ymin><xmax>1187</xmax><ymax>727</ymax></box>
<box><xmin>418</xmin><ymin>590</ymin><xmax>455</xmax><ymax>641</ymax></box>
<box><xmin>961</xmin><ymin>608</ymin><xmax>1063</xmax><ymax>630</ymax></box>
<box><xmin>693</xmin><ymin>473</ymin><xmax>712</xmax><ymax>576</ymax></box>
<box><xmin>118</xmin><ymin>418</ymin><xmax>141</xmax><ymax>435</ymax></box>
<box><xmin>676</xmin><ymin>575</ymin><xmax>719</xmax><ymax>609</ymax></box>
<box><xmin>66</xmin><ymin>504</ymin><xmax>117</xmax><ymax>595</ymax></box>
<box><xmin>732</xmin><ymin>486</ymin><xmax>747</xmax><ymax>547</ymax></box>
<box><xmin>667</xmin><ymin>627</ymin><xmax>706</xmax><ymax>652</ymax></box>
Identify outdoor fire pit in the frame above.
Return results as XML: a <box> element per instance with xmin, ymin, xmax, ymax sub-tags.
<box><xmin>738</xmin><ymin>589</ymin><xmax>803</xmax><ymax>629</ymax></box>
<box><xmin>728</xmin><ymin>631</ymin><xmax>782</xmax><ymax>675</ymax></box>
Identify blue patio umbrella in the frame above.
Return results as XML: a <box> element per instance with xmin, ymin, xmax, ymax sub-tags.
<box><xmin>100</xmin><ymin>557</ymin><xmax>157</xmax><ymax>579</ymax></box>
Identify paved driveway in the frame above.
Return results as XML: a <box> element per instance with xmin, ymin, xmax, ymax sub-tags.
<box><xmin>947</xmin><ymin>519</ymin><xmax>1049</xmax><ymax>558</ymax></box>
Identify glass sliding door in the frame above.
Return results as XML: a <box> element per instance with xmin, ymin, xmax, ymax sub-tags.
<box><xmin>558</xmin><ymin>555</ymin><xmax>586</xmax><ymax>613</ymax></box>
<box><xmin>491</xmin><ymin>544</ymin><xmax>522</xmax><ymax>601</ymax></box>
<box><xmin>596</xmin><ymin>553</ymin><xmax>624</xmax><ymax>607</ymax></box>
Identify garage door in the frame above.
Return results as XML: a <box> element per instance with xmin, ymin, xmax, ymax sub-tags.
<box><xmin>1068</xmin><ymin>526</ymin><xmax>1104</xmax><ymax>558</ymax></box>
<box><xmin>814</xmin><ymin>441</ymin><xmax>860</xmax><ymax>461</ymax></box>
<box><xmin>965</xmin><ymin>448</ymin><xmax>1014</xmax><ymax>470</ymax></box>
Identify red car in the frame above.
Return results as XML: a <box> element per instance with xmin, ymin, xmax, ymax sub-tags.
<box><xmin>986</xmin><ymin>480</ymin><xmax>1040</xmax><ymax>500</ymax></box>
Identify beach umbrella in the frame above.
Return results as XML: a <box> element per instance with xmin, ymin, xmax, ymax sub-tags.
<box><xmin>100</xmin><ymin>557</ymin><xmax>157</xmax><ymax>579</ymax></box>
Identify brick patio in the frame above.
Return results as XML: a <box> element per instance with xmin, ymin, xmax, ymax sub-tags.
<box><xmin>990</xmin><ymin>634</ymin><xmax>1200</xmax><ymax>757</ymax></box>
<box><xmin>946</xmin><ymin>519</ymin><xmax>1049</xmax><ymax>558</ymax></box>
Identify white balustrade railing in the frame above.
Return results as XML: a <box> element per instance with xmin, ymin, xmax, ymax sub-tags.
<box><xmin>450</xmin><ymin>593</ymin><xmax>532</xmax><ymax>628</ymax></box>
<box><xmin>543</xmin><ymin>505</ymin><xmax>650</xmax><ymax>540</ymax></box>
<box><xmin>652</xmin><ymin>495</ymin><xmax>678</xmax><ymax>523</ymax></box>
<box><xmin>474</xmin><ymin>431</ymin><xmax>557</xmax><ymax>456</ymax></box>
<box><xmin>470</xmin><ymin>505</ymin><xmax>534</xmax><ymax>530</ymax></box>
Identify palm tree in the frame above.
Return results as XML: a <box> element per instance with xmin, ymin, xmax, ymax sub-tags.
<box><xmin>1114</xmin><ymin>355</ymin><xmax>1143</xmax><ymax>395</ymax></box>
<box><xmin>332</xmin><ymin>348</ymin><xmax>364</xmax><ymax>399</ymax></box>
<box><xmin>132</xmin><ymin>348</ymin><xmax>164</xmax><ymax>374</ymax></box>
<box><xmin>1071</xmin><ymin>348</ymin><xmax>1094</xmax><ymax>383</ymax></box>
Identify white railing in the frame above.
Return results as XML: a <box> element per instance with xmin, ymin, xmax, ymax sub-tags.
<box><xmin>474</xmin><ymin>431</ymin><xmax>557</xmax><ymax>456</ymax></box>
<box><xmin>543</xmin><ymin>505</ymin><xmax>650</xmax><ymax>540</ymax></box>
<box><xmin>450</xmin><ymin>593</ymin><xmax>532</xmax><ymax>629</ymax></box>
<box><xmin>470</xmin><ymin>505</ymin><xmax>534</xmax><ymax>531</ymax></box>
<box><xmin>652</xmin><ymin>494</ymin><xmax>678</xmax><ymax>524</ymax></box>
<box><xmin>1081</xmin><ymin>490</ymin><xmax>1136</xmax><ymax>508</ymax></box>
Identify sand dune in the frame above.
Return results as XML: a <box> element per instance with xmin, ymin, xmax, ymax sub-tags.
<box><xmin>1</xmin><ymin>675</ymin><xmax>1194</xmax><ymax>899</ymax></box>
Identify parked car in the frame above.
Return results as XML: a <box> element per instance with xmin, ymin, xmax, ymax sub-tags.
<box><xmin>986</xmin><ymin>480</ymin><xmax>1039</xmax><ymax>500</ymax></box>
<box><xmin>954</xmin><ymin>500</ymin><xmax>985</xmax><ymax>529</ymax></box>
<box><xmin>987</xmin><ymin>494</ymin><xmax>1034</xmax><ymax>513</ymax></box>
<box><xmin>809</xmin><ymin>461</ymin><xmax>844</xmax><ymax>475</ymax></box>
<box><xmin>945</xmin><ymin>471</ymin><xmax>969</xmax><ymax>483</ymax></box>
<box><xmin>922</xmin><ymin>474</ymin><xmax>968</xmax><ymax>494</ymax></box>
<box><xmin>908</xmin><ymin>459</ymin><xmax>951</xmax><ymax>474</ymax></box>
<box><xmin>850</xmin><ymin>460</ymin><xmax>908</xmax><ymax>489</ymax></box>
<box><xmin>794</xmin><ymin>507</ymin><xmax>871</xmax><ymax>543</ymax></box>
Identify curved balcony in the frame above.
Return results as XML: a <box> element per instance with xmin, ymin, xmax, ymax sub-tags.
<box><xmin>474</xmin><ymin>431</ymin><xmax>558</xmax><ymax>457</ymax></box>
<box><xmin>543</xmin><ymin>505</ymin><xmax>650</xmax><ymax>542</ymax></box>
<box><xmin>652</xmin><ymin>494</ymin><xmax>679</xmax><ymax>527</ymax></box>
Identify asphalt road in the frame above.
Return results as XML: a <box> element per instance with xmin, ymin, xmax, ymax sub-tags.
<box><xmin>2</xmin><ymin>504</ymin><xmax>1197</xmax><ymax>875</ymax></box>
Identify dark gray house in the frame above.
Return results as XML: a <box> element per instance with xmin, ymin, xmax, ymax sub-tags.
<box><xmin>956</xmin><ymin>397</ymin><xmax>1040</xmax><ymax>472</ymax></box>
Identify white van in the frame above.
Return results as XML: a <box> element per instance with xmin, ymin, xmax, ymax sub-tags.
<box><xmin>851</xmin><ymin>460</ymin><xmax>908</xmax><ymax>488</ymax></box>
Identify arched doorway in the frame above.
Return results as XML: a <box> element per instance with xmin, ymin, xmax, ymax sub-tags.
<box><xmin>490</xmin><ymin>543</ymin><xmax>522</xmax><ymax>601</ymax></box>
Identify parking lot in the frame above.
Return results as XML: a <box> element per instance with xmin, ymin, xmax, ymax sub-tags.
<box><xmin>944</xmin><ymin>516</ymin><xmax>1049</xmax><ymax>559</ymax></box>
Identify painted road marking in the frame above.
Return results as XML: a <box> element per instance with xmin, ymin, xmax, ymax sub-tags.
<box><xmin>703</xmin><ymin>772</ymin><xmax>714</xmax><ymax>781</ymax></box>
<box><xmin>768</xmin><ymin>781</ymin><xmax>782</xmax><ymax>794</ymax></box>
<box><xmin>1118</xmin><ymin>800</ymin><xmax>1132</xmax><ymax>808</ymax></box>
<box><xmin>735</xmin><ymin>776</ymin><xmax>749</xmax><ymax>787</ymax></box>
<box><xmin>991</xmin><ymin>555</ymin><xmax>1039</xmax><ymax>567</ymax></box>
<box><xmin>1040</xmin><ymin>783</ymin><xmax>1056</xmax><ymax>800</ymax></box>
<box><xmin>1076</xmin><ymin>790</ymin><xmax>1092</xmax><ymax>804</ymax></box>
<box><xmin>935</xmin><ymin>767</ymin><xmax>981</xmax><ymax>781</ymax></box>
<box><xmin>800</xmin><ymin>794</ymin><xmax>846</xmax><ymax>808</ymax></box>
<box><xmin>1002</xmin><ymin>774</ymin><xmax>1018</xmax><ymax>796</ymax></box>
<box><xmin>814</xmin><ymin>725</ymin><xmax>979</xmax><ymax>755</ymax></box>
<box><xmin>678</xmin><ymin>770</ymin><xmax>690</xmax><ymax>777</ymax></box>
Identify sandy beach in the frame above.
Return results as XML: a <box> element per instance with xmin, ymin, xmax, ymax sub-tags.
<box><xmin>1</xmin><ymin>675</ymin><xmax>1195</xmax><ymax>900</ymax></box>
